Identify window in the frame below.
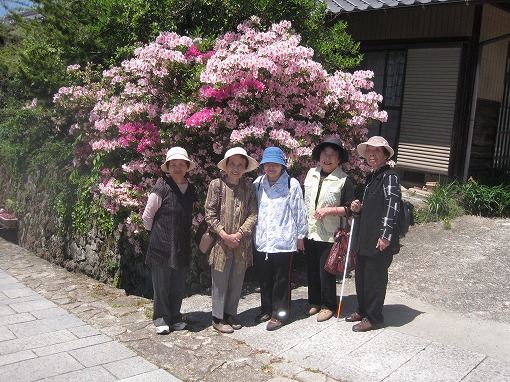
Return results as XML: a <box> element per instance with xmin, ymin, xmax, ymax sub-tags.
<box><xmin>355</xmin><ymin>50</ymin><xmax>406</xmax><ymax>156</ymax></box>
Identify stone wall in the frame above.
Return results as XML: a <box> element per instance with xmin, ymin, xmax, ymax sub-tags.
<box><xmin>0</xmin><ymin>165</ymin><xmax>212</xmax><ymax>298</ymax></box>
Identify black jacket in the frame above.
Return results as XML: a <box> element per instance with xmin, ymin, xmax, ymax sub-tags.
<box><xmin>354</xmin><ymin>166</ymin><xmax>401</xmax><ymax>257</ymax></box>
<box><xmin>146</xmin><ymin>177</ymin><xmax>196</xmax><ymax>268</ymax></box>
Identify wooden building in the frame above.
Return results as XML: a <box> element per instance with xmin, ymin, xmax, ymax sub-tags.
<box><xmin>327</xmin><ymin>0</ymin><xmax>510</xmax><ymax>184</ymax></box>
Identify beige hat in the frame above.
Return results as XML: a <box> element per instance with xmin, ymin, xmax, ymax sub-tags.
<box><xmin>161</xmin><ymin>147</ymin><xmax>196</xmax><ymax>172</ymax></box>
<box><xmin>217</xmin><ymin>147</ymin><xmax>259</xmax><ymax>172</ymax></box>
<box><xmin>357</xmin><ymin>136</ymin><xmax>394</xmax><ymax>160</ymax></box>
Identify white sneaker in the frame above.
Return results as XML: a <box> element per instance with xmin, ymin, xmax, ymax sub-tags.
<box><xmin>170</xmin><ymin>322</ymin><xmax>186</xmax><ymax>331</ymax></box>
<box><xmin>155</xmin><ymin>325</ymin><xmax>170</xmax><ymax>334</ymax></box>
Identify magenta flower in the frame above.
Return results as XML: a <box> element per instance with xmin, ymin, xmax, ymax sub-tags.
<box><xmin>185</xmin><ymin>108</ymin><xmax>215</xmax><ymax>127</ymax></box>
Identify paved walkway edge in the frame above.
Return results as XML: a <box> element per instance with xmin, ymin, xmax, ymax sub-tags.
<box><xmin>2</xmin><ymin>238</ymin><xmax>510</xmax><ymax>382</ymax></box>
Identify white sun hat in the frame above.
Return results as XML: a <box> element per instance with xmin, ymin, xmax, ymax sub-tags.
<box><xmin>161</xmin><ymin>147</ymin><xmax>196</xmax><ymax>172</ymax></box>
<box><xmin>217</xmin><ymin>147</ymin><xmax>259</xmax><ymax>172</ymax></box>
<box><xmin>357</xmin><ymin>136</ymin><xmax>395</xmax><ymax>160</ymax></box>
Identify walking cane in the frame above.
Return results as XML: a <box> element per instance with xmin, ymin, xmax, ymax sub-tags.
<box><xmin>336</xmin><ymin>214</ymin><xmax>357</xmax><ymax>320</ymax></box>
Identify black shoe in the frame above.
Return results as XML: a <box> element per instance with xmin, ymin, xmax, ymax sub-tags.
<box><xmin>352</xmin><ymin>318</ymin><xmax>384</xmax><ymax>332</ymax></box>
<box><xmin>345</xmin><ymin>312</ymin><xmax>363</xmax><ymax>322</ymax></box>
<box><xmin>255</xmin><ymin>313</ymin><xmax>271</xmax><ymax>323</ymax></box>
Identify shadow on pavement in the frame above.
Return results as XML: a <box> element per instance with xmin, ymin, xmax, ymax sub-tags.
<box><xmin>384</xmin><ymin>304</ymin><xmax>424</xmax><ymax>327</ymax></box>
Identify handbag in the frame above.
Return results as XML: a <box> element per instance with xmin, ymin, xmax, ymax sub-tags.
<box><xmin>195</xmin><ymin>220</ymin><xmax>217</xmax><ymax>256</ymax></box>
<box><xmin>324</xmin><ymin>223</ymin><xmax>356</xmax><ymax>276</ymax></box>
<box><xmin>194</xmin><ymin>180</ymin><xmax>223</xmax><ymax>256</ymax></box>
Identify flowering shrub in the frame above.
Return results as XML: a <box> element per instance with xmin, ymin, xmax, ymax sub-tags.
<box><xmin>54</xmin><ymin>17</ymin><xmax>387</xmax><ymax>253</ymax></box>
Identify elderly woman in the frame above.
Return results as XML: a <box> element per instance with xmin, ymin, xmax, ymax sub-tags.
<box><xmin>253</xmin><ymin>147</ymin><xmax>307</xmax><ymax>330</ymax></box>
<box><xmin>142</xmin><ymin>147</ymin><xmax>197</xmax><ymax>335</ymax></box>
<box><xmin>204</xmin><ymin>147</ymin><xmax>259</xmax><ymax>334</ymax></box>
<box><xmin>304</xmin><ymin>137</ymin><xmax>355</xmax><ymax>322</ymax></box>
<box><xmin>348</xmin><ymin>136</ymin><xmax>402</xmax><ymax>332</ymax></box>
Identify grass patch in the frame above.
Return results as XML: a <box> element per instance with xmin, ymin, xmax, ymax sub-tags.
<box><xmin>414</xmin><ymin>170</ymin><xmax>510</xmax><ymax>226</ymax></box>
<box><xmin>414</xmin><ymin>182</ymin><xmax>464</xmax><ymax>224</ymax></box>
<box><xmin>460</xmin><ymin>178</ymin><xmax>510</xmax><ymax>217</ymax></box>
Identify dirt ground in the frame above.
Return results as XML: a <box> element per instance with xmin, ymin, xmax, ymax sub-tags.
<box><xmin>388</xmin><ymin>215</ymin><xmax>510</xmax><ymax>324</ymax></box>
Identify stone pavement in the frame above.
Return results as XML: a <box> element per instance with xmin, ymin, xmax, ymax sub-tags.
<box><xmin>1</xmin><ymin>216</ymin><xmax>510</xmax><ymax>382</ymax></box>
<box><xmin>0</xmin><ymin>250</ymin><xmax>179</xmax><ymax>381</ymax></box>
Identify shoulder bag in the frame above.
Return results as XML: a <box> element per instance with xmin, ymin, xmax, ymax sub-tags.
<box><xmin>194</xmin><ymin>180</ymin><xmax>222</xmax><ymax>255</ymax></box>
<box><xmin>324</xmin><ymin>217</ymin><xmax>356</xmax><ymax>275</ymax></box>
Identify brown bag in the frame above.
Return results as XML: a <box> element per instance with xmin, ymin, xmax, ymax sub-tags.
<box><xmin>194</xmin><ymin>220</ymin><xmax>217</xmax><ymax>256</ymax></box>
<box><xmin>194</xmin><ymin>180</ymin><xmax>222</xmax><ymax>255</ymax></box>
<box><xmin>324</xmin><ymin>226</ymin><xmax>356</xmax><ymax>276</ymax></box>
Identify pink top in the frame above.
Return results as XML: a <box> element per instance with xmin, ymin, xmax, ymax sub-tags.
<box><xmin>142</xmin><ymin>182</ymin><xmax>188</xmax><ymax>230</ymax></box>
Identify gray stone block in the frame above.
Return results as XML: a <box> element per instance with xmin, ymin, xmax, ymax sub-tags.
<box><xmin>68</xmin><ymin>341</ymin><xmax>138</xmax><ymax>367</ymax></box>
<box><xmin>0</xmin><ymin>312</ymin><xmax>35</xmax><ymax>326</ymax></box>
<box><xmin>118</xmin><ymin>369</ymin><xmax>181</xmax><ymax>381</ymax></box>
<box><xmin>0</xmin><ymin>325</ymin><xmax>16</xmax><ymax>341</ymax></box>
<box><xmin>383</xmin><ymin>342</ymin><xmax>485</xmax><ymax>382</ymax></box>
<box><xmin>0</xmin><ymin>305</ymin><xmax>16</xmax><ymax>317</ymax></box>
<box><xmin>38</xmin><ymin>365</ymin><xmax>116</xmax><ymax>382</ymax></box>
<box><xmin>0</xmin><ymin>295</ymin><xmax>41</xmax><ymax>306</ymax></box>
<box><xmin>322</xmin><ymin>330</ymin><xmax>431</xmax><ymax>382</ymax></box>
<box><xmin>68</xmin><ymin>324</ymin><xmax>102</xmax><ymax>338</ymax></box>
<box><xmin>1</xmin><ymin>329</ymin><xmax>77</xmax><ymax>355</ymax></box>
<box><xmin>31</xmin><ymin>307</ymin><xmax>68</xmax><ymax>319</ymax></box>
<box><xmin>0</xmin><ymin>352</ymin><xmax>83</xmax><ymax>382</ymax></box>
<box><xmin>462</xmin><ymin>357</ymin><xmax>510</xmax><ymax>382</ymax></box>
<box><xmin>3</xmin><ymin>287</ymin><xmax>38</xmax><ymax>299</ymax></box>
<box><xmin>102</xmin><ymin>356</ymin><xmax>158</xmax><ymax>379</ymax></box>
<box><xmin>8</xmin><ymin>314</ymin><xmax>85</xmax><ymax>338</ymax></box>
<box><xmin>0</xmin><ymin>274</ymin><xmax>19</xmax><ymax>286</ymax></box>
<box><xmin>10</xmin><ymin>299</ymin><xmax>57</xmax><ymax>313</ymax></box>
<box><xmin>33</xmin><ymin>333</ymin><xmax>112</xmax><ymax>357</ymax></box>
<box><xmin>0</xmin><ymin>349</ymin><xmax>37</xmax><ymax>367</ymax></box>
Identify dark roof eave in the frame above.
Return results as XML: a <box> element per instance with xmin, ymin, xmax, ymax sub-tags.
<box><xmin>325</xmin><ymin>0</ymin><xmax>503</xmax><ymax>14</ymax></box>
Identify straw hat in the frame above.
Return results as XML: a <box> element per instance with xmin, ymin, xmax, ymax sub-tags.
<box><xmin>259</xmin><ymin>147</ymin><xmax>287</xmax><ymax>169</ymax></box>
<box><xmin>312</xmin><ymin>137</ymin><xmax>349</xmax><ymax>164</ymax></box>
<box><xmin>217</xmin><ymin>147</ymin><xmax>259</xmax><ymax>172</ymax></box>
<box><xmin>161</xmin><ymin>147</ymin><xmax>196</xmax><ymax>172</ymax></box>
<box><xmin>357</xmin><ymin>136</ymin><xmax>394</xmax><ymax>159</ymax></box>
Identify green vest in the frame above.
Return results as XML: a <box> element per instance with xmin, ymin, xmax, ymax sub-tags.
<box><xmin>304</xmin><ymin>167</ymin><xmax>347</xmax><ymax>243</ymax></box>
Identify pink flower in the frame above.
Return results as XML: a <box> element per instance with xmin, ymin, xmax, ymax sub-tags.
<box><xmin>55</xmin><ymin>17</ymin><xmax>387</xmax><ymax>254</ymax></box>
<box><xmin>185</xmin><ymin>108</ymin><xmax>215</xmax><ymax>127</ymax></box>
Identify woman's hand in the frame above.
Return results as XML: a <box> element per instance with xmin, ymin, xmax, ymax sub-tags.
<box><xmin>376</xmin><ymin>237</ymin><xmax>390</xmax><ymax>251</ymax></box>
<box><xmin>314</xmin><ymin>207</ymin><xmax>334</xmax><ymax>220</ymax></box>
<box><xmin>350</xmin><ymin>199</ymin><xmax>361</xmax><ymax>213</ymax></box>
<box><xmin>297</xmin><ymin>238</ymin><xmax>305</xmax><ymax>251</ymax></box>
<box><xmin>220</xmin><ymin>230</ymin><xmax>242</xmax><ymax>249</ymax></box>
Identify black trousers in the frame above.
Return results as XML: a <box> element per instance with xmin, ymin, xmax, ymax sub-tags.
<box><xmin>304</xmin><ymin>238</ymin><xmax>337</xmax><ymax>311</ymax></box>
<box><xmin>355</xmin><ymin>253</ymin><xmax>393</xmax><ymax>325</ymax></box>
<box><xmin>254</xmin><ymin>251</ymin><xmax>293</xmax><ymax>322</ymax></box>
<box><xmin>151</xmin><ymin>265</ymin><xmax>186</xmax><ymax>327</ymax></box>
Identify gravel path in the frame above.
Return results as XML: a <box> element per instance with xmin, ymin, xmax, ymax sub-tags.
<box><xmin>389</xmin><ymin>215</ymin><xmax>510</xmax><ymax>323</ymax></box>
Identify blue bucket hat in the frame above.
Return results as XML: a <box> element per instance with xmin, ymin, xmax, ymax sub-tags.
<box><xmin>259</xmin><ymin>147</ymin><xmax>287</xmax><ymax>169</ymax></box>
